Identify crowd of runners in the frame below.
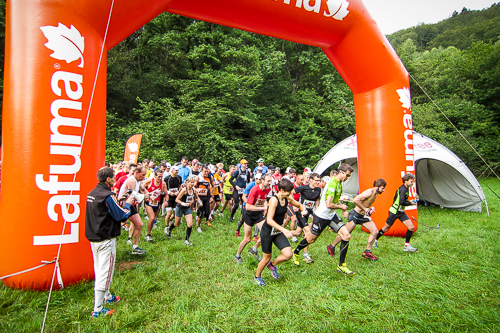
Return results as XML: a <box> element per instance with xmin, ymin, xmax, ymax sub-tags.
<box><xmin>88</xmin><ymin>156</ymin><xmax>419</xmax><ymax>316</ymax></box>
<box><xmin>105</xmin><ymin>157</ymin><xmax>418</xmax><ymax>284</ymax></box>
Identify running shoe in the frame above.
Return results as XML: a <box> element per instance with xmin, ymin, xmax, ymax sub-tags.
<box><xmin>235</xmin><ymin>230</ymin><xmax>240</xmax><ymax>237</ymax></box>
<box><xmin>91</xmin><ymin>307</ymin><xmax>115</xmax><ymax>318</ymax></box>
<box><xmin>184</xmin><ymin>240</ymin><xmax>193</xmax><ymax>246</ymax></box>
<box><xmin>403</xmin><ymin>244</ymin><xmax>418</xmax><ymax>252</ymax></box>
<box><xmin>292</xmin><ymin>253</ymin><xmax>300</xmax><ymax>267</ymax></box>
<box><xmin>362</xmin><ymin>251</ymin><xmax>379</xmax><ymax>261</ymax></box>
<box><xmin>373</xmin><ymin>240</ymin><xmax>378</xmax><ymax>248</ymax></box>
<box><xmin>153</xmin><ymin>220</ymin><xmax>158</xmax><ymax>229</ymax></box>
<box><xmin>145</xmin><ymin>234</ymin><xmax>153</xmax><ymax>243</ymax></box>
<box><xmin>131</xmin><ymin>247</ymin><xmax>146</xmax><ymax>255</ymax></box>
<box><xmin>303</xmin><ymin>253</ymin><xmax>314</xmax><ymax>264</ymax></box>
<box><xmin>126</xmin><ymin>237</ymin><xmax>133</xmax><ymax>245</ymax></box>
<box><xmin>266</xmin><ymin>262</ymin><xmax>279</xmax><ymax>279</ymax></box>
<box><xmin>254</xmin><ymin>276</ymin><xmax>266</xmax><ymax>286</ymax></box>
<box><xmin>197</xmin><ymin>227</ymin><xmax>202</xmax><ymax>233</ymax></box>
<box><xmin>164</xmin><ymin>227</ymin><xmax>171</xmax><ymax>239</ymax></box>
<box><xmin>208</xmin><ymin>215</ymin><xmax>213</xmax><ymax>222</ymax></box>
<box><xmin>253</xmin><ymin>236</ymin><xmax>259</xmax><ymax>242</ymax></box>
<box><xmin>336</xmin><ymin>263</ymin><xmax>355</xmax><ymax>276</ymax></box>
<box><xmin>206</xmin><ymin>221</ymin><xmax>212</xmax><ymax>227</ymax></box>
<box><xmin>218</xmin><ymin>213</ymin><xmax>224</xmax><ymax>217</ymax></box>
<box><xmin>234</xmin><ymin>256</ymin><xmax>242</xmax><ymax>264</ymax></box>
<box><xmin>122</xmin><ymin>224</ymin><xmax>129</xmax><ymax>231</ymax></box>
<box><xmin>291</xmin><ymin>236</ymin><xmax>298</xmax><ymax>243</ymax></box>
<box><xmin>229</xmin><ymin>217</ymin><xmax>234</xmax><ymax>223</ymax></box>
<box><xmin>104</xmin><ymin>295</ymin><xmax>120</xmax><ymax>304</ymax></box>
<box><xmin>248</xmin><ymin>248</ymin><xmax>262</xmax><ymax>262</ymax></box>
<box><xmin>327</xmin><ymin>244</ymin><xmax>335</xmax><ymax>257</ymax></box>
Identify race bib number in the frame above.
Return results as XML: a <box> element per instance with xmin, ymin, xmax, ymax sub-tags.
<box><xmin>169</xmin><ymin>188</ymin><xmax>178</xmax><ymax>195</ymax></box>
<box><xmin>197</xmin><ymin>188</ymin><xmax>208</xmax><ymax>196</ymax></box>
<box><xmin>270</xmin><ymin>227</ymin><xmax>281</xmax><ymax>236</ymax></box>
<box><xmin>303</xmin><ymin>200</ymin><xmax>315</xmax><ymax>209</ymax></box>
<box><xmin>238</xmin><ymin>189</ymin><xmax>244</xmax><ymax>195</ymax></box>
<box><xmin>227</xmin><ymin>187</ymin><xmax>234</xmax><ymax>193</ymax></box>
<box><xmin>149</xmin><ymin>201</ymin><xmax>158</xmax><ymax>207</ymax></box>
<box><xmin>255</xmin><ymin>198</ymin><xmax>266</xmax><ymax>207</ymax></box>
<box><xmin>186</xmin><ymin>195</ymin><xmax>194</xmax><ymax>203</ymax></box>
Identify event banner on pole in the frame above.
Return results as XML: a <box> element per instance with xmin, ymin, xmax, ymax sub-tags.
<box><xmin>123</xmin><ymin>134</ymin><xmax>142</xmax><ymax>164</ymax></box>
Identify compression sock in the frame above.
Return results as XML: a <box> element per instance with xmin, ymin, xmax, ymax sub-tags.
<box><xmin>294</xmin><ymin>239</ymin><xmax>309</xmax><ymax>255</ymax></box>
<box><xmin>376</xmin><ymin>229</ymin><xmax>385</xmax><ymax>240</ymax></box>
<box><xmin>186</xmin><ymin>227</ymin><xmax>192</xmax><ymax>241</ymax></box>
<box><xmin>236</xmin><ymin>219</ymin><xmax>244</xmax><ymax>232</ymax></box>
<box><xmin>405</xmin><ymin>230</ymin><xmax>413</xmax><ymax>244</ymax></box>
<box><xmin>230</xmin><ymin>205</ymin><xmax>238</xmax><ymax>219</ymax></box>
<box><xmin>339</xmin><ymin>240</ymin><xmax>349</xmax><ymax>266</ymax></box>
<box><xmin>168</xmin><ymin>221</ymin><xmax>176</xmax><ymax>231</ymax></box>
<box><xmin>254</xmin><ymin>225</ymin><xmax>259</xmax><ymax>237</ymax></box>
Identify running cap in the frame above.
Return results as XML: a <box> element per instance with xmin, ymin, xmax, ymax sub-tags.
<box><xmin>240</xmin><ymin>159</ymin><xmax>248</xmax><ymax>164</ymax></box>
<box><xmin>285</xmin><ymin>167</ymin><xmax>291</xmax><ymax>173</ymax></box>
<box><xmin>192</xmin><ymin>159</ymin><xmax>199</xmax><ymax>164</ymax></box>
<box><xmin>304</xmin><ymin>167</ymin><xmax>312</xmax><ymax>173</ymax></box>
<box><xmin>268</xmin><ymin>165</ymin><xmax>275</xmax><ymax>171</ymax></box>
<box><xmin>171</xmin><ymin>165</ymin><xmax>180</xmax><ymax>171</ymax></box>
<box><xmin>256</xmin><ymin>166</ymin><xmax>263</xmax><ymax>171</ymax></box>
<box><xmin>166</xmin><ymin>162</ymin><xmax>171</xmax><ymax>168</ymax></box>
<box><xmin>256</xmin><ymin>158</ymin><xmax>264</xmax><ymax>163</ymax></box>
<box><xmin>255</xmin><ymin>173</ymin><xmax>263</xmax><ymax>179</ymax></box>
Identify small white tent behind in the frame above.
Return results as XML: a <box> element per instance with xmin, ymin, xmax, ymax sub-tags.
<box><xmin>314</xmin><ymin>132</ymin><xmax>489</xmax><ymax>214</ymax></box>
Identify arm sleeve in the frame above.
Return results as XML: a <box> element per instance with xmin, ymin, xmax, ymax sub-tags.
<box><xmin>229</xmin><ymin>170</ymin><xmax>238</xmax><ymax>187</ymax></box>
<box><xmin>105</xmin><ymin>195</ymin><xmax>132</xmax><ymax>222</ymax></box>
<box><xmin>294</xmin><ymin>185</ymin><xmax>305</xmax><ymax>194</ymax></box>
<box><xmin>399</xmin><ymin>186</ymin><xmax>413</xmax><ymax>206</ymax></box>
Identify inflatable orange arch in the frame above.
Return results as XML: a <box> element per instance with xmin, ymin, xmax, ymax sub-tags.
<box><xmin>0</xmin><ymin>0</ymin><xmax>417</xmax><ymax>290</ymax></box>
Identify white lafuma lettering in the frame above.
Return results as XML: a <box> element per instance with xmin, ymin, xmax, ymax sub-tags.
<box><xmin>273</xmin><ymin>0</ymin><xmax>350</xmax><ymax>20</ymax></box>
<box><xmin>397</xmin><ymin>89</ymin><xmax>417</xmax><ymax>202</ymax></box>
<box><xmin>34</xmin><ymin>70</ymin><xmax>84</xmax><ymax>245</ymax></box>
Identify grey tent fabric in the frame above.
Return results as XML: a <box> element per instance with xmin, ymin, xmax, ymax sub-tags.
<box><xmin>313</xmin><ymin>132</ymin><xmax>488</xmax><ymax>214</ymax></box>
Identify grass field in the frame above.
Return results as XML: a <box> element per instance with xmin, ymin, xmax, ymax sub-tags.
<box><xmin>1</xmin><ymin>179</ymin><xmax>500</xmax><ymax>332</ymax></box>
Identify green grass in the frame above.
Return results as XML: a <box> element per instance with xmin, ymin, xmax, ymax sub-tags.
<box><xmin>2</xmin><ymin>179</ymin><xmax>500</xmax><ymax>332</ymax></box>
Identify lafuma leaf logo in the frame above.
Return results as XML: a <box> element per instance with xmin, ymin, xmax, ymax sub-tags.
<box><xmin>397</xmin><ymin>87</ymin><xmax>412</xmax><ymax>110</ymax></box>
<box><xmin>127</xmin><ymin>142</ymin><xmax>139</xmax><ymax>153</ymax></box>
<box><xmin>324</xmin><ymin>0</ymin><xmax>350</xmax><ymax>20</ymax></box>
<box><xmin>40</xmin><ymin>23</ymin><xmax>85</xmax><ymax>68</ymax></box>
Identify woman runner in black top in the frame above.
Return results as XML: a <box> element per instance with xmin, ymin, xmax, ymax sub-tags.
<box><xmin>164</xmin><ymin>176</ymin><xmax>201</xmax><ymax>246</ymax></box>
<box><xmin>254</xmin><ymin>178</ymin><xmax>306</xmax><ymax>286</ymax></box>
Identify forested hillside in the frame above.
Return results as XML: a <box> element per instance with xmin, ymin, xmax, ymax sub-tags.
<box><xmin>0</xmin><ymin>2</ymin><xmax>498</xmax><ymax>175</ymax></box>
<box><xmin>105</xmin><ymin>15</ymin><xmax>355</xmax><ymax>169</ymax></box>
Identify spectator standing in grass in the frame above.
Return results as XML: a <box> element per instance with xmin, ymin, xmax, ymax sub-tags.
<box><xmin>85</xmin><ymin>167</ymin><xmax>135</xmax><ymax>317</ymax></box>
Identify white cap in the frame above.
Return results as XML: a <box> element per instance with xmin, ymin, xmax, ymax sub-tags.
<box><xmin>166</xmin><ymin>162</ymin><xmax>171</xmax><ymax>168</ymax></box>
<box><xmin>171</xmin><ymin>165</ymin><xmax>180</xmax><ymax>171</ymax></box>
<box><xmin>255</xmin><ymin>173</ymin><xmax>263</xmax><ymax>179</ymax></box>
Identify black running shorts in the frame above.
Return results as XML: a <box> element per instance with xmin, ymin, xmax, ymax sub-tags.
<box><xmin>260</xmin><ymin>224</ymin><xmax>291</xmax><ymax>254</ymax></box>
<box><xmin>311</xmin><ymin>213</ymin><xmax>345</xmax><ymax>236</ymax></box>
<box><xmin>348</xmin><ymin>209</ymin><xmax>371</xmax><ymax>225</ymax></box>
<box><xmin>386</xmin><ymin>211</ymin><xmax>410</xmax><ymax>226</ymax></box>
<box><xmin>243</xmin><ymin>210</ymin><xmax>266</xmax><ymax>227</ymax></box>
<box><xmin>295</xmin><ymin>209</ymin><xmax>312</xmax><ymax>229</ymax></box>
<box><xmin>145</xmin><ymin>202</ymin><xmax>160</xmax><ymax>213</ymax></box>
<box><xmin>196</xmin><ymin>197</ymin><xmax>211</xmax><ymax>219</ymax></box>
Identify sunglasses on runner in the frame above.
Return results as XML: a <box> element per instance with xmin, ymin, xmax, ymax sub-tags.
<box><xmin>341</xmin><ymin>171</ymin><xmax>351</xmax><ymax>178</ymax></box>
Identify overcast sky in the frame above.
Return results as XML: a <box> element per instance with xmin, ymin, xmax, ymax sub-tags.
<box><xmin>363</xmin><ymin>0</ymin><xmax>498</xmax><ymax>35</ymax></box>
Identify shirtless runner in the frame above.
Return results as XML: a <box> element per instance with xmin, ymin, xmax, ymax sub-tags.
<box><xmin>327</xmin><ymin>178</ymin><xmax>386</xmax><ymax>261</ymax></box>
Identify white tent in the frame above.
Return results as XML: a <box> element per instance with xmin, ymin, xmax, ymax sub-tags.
<box><xmin>314</xmin><ymin>132</ymin><xmax>489</xmax><ymax>214</ymax></box>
